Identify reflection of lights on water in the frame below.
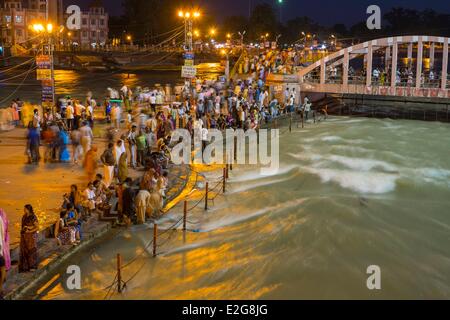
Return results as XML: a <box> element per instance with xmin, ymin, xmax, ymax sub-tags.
<box><xmin>54</xmin><ymin>70</ymin><xmax>81</xmax><ymax>96</ymax></box>
<box><xmin>118</xmin><ymin>73</ymin><xmax>139</xmax><ymax>87</ymax></box>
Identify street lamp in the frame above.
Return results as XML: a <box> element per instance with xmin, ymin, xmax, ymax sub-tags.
<box><xmin>32</xmin><ymin>23</ymin><xmax>56</xmax><ymax>118</ymax></box>
<box><xmin>177</xmin><ymin>9</ymin><xmax>201</xmax><ymax>52</ymax></box>
<box><xmin>330</xmin><ymin>34</ymin><xmax>336</xmax><ymax>50</ymax></box>
<box><xmin>238</xmin><ymin>30</ymin><xmax>246</xmax><ymax>48</ymax></box>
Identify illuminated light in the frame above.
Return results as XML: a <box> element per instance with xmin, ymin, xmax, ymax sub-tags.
<box><xmin>178</xmin><ymin>11</ymin><xmax>184</xmax><ymax>18</ymax></box>
<box><xmin>33</xmin><ymin>23</ymin><xmax>44</xmax><ymax>32</ymax></box>
<box><xmin>46</xmin><ymin>23</ymin><xmax>53</xmax><ymax>33</ymax></box>
<box><xmin>185</xmin><ymin>12</ymin><xmax>191</xmax><ymax>18</ymax></box>
<box><xmin>193</xmin><ymin>11</ymin><xmax>200</xmax><ymax>18</ymax></box>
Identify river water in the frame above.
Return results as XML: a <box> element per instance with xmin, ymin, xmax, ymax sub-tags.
<box><xmin>0</xmin><ymin>63</ymin><xmax>223</xmax><ymax>105</ymax></box>
<box><xmin>33</xmin><ymin>116</ymin><xmax>450</xmax><ymax>300</ymax></box>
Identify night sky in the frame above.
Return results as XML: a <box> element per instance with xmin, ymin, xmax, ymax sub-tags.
<box><xmin>67</xmin><ymin>0</ymin><xmax>450</xmax><ymax>26</ymax></box>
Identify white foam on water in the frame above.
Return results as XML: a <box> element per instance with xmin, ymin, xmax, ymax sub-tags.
<box><xmin>199</xmin><ymin>198</ymin><xmax>307</xmax><ymax>233</ymax></box>
<box><xmin>228</xmin><ymin>176</ymin><xmax>293</xmax><ymax>194</ymax></box>
<box><xmin>327</xmin><ymin>155</ymin><xmax>398</xmax><ymax>172</ymax></box>
<box><xmin>229</xmin><ymin>165</ymin><xmax>298</xmax><ymax>183</ymax></box>
<box><xmin>321</xmin><ymin>136</ymin><xmax>343</xmax><ymax>142</ymax></box>
<box><xmin>409</xmin><ymin>167</ymin><xmax>450</xmax><ymax>189</ymax></box>
<box><xmin>304</xmin><ymin>167</ymin><xmax>398</xmax><ymax>194</ymax></box>
<box><xmin>288</xmin><ymin>152</ymin><xmax>322</xmax><ymax>162</ymax></box>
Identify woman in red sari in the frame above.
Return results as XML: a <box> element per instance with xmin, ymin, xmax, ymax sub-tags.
<box><xmin>19</xmin><ymin>205</ymin><xmax>39</xmax><ymax>273</ymax></box>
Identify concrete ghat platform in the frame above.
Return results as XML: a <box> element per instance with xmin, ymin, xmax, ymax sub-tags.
<box><xmin>3</xmin><ymin>164</ymin><xmax>190</xmax><ymax>300</ymax></box>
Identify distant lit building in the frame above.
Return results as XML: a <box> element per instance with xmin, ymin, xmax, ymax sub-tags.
<box><xmin>0</xmin><ymin>0</ymin><xmax>44</xmax><ymax>46</ymax></box>
<box><xmin>0</xmin><ymin>0</ymin><xmax>108</xmax><ymax>50</ymax></box>
<box><xmin>65</xmin><ymin>0</ymin><xmax>109</xmax><ymax>50</ymax></box>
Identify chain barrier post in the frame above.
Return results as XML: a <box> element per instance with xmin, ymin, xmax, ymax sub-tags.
<box><xmin>183</xmin><ymin>201</ymin><xmax>187</xmax><ymax>232</ymax></box>
<box><xmin>153</xmin><ymin>224</ymin><xmax>158</xmax><ymax>257</ymax></box>
<box><xmin>223</xmin><ymin>168</ymin><xmax>226</xmax><ymax>193</ymax></box>
<box><xmin>289</xmin><ymin>114</ymin><xmax>292</xmax><ymax>132</ymax></box>
<box><xmin>117</xmin><ymin>253</ymin><xmax>122</xmax><ymax>293</ymax></box>
<box><xmin>205</xmin><ymin>182</ymin><xmax>209</xmax><ymax>211</ymax></box>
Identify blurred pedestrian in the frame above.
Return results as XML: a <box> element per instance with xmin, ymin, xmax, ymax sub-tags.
<box><xmin>19</xmin><ymin>205</ymin><xmax>39</xmax><ymax>273</ymax></box>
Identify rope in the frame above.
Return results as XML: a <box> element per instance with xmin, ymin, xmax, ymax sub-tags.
<box><xmin>121</xmin><ymin>259</ymin><xmax>148</xmax><ymax>289</ymax></box>
<box><xmin>0</xmin><ymin>62</ymin><xmax>36</xmax><ymax>105</ymax></box>
<box><xmin>103</xmin><ymin>272</ymin><xmax>118</xmax><ymax>300</ymax></box>
<box><xmin>187</xmin><ymin>193</ymin><xmax>206</xmax><ymax>212</ymax></box>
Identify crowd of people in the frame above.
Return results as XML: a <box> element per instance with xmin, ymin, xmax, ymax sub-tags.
<box><xmin>0</xmin><ymin>46</ymin><xmax>323</xmax><ymax>298</ymax></box>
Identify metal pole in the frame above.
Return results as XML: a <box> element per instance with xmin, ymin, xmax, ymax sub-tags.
<box><xmin>223</xmin><ymin>168</ymin><xmax>226</xmax><ymax>193</ymax></box>
<box><xmin>183</xmin><ymin>201</ymin><xmax>187</xmax><ymax>232</ymax></box>
<box><xmin>153</xmin><ymin>224</ymin><xmax>157</xmax><ymax>257</ymax></box>
<box><xmin>50</xmin><ymin>35</ymin><xmax>56</xmax><ymax>119</ymax></box>
<box><xmin>117</xmin><ymin>254</ymin><xmax>122</xmax><ymax>293</ymax></box>
<box><xmin>205</xmin><ymin>182</ymin><xmax>209</xmax><ymax>211</ymax></box>
<box><xmin>289</xmin><ymin>115</ymin><xmax>292</xmax><ymax>132</ymax></box>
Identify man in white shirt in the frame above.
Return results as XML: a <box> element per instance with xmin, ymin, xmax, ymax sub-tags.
<box><xmin>83</xmin><ymin>182</ymin><xmax>96</xmax><ymax>218</ymax></box>
<box><xmin>79</xmin><ymin>122</ymin><xmax>94</xmax><ymax>155</ymax></box>
<box><xmin>201</xmin><ymin>127</ymin><xmax>209</xmax><ymax>152</ymax></box>
<box><xmin>114</xmin><ymin>140</ymin><xmax>125</xmax><ymax>166</ymax></box>
<box><xmin>111</xmin><ymin>105</ymin><xmax>121</xmax><ymax>129</ymax></box>
<box><xmin>149</xmin><ymin>94</ymin><xmax>156</xmax><ymax>112</ymax></box>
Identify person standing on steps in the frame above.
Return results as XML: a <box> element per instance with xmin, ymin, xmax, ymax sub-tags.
<box><xmin>101</xmin><ymin>143</ymin><xmax>116</xmax><ymax>188</ymax></box>
<box><xmin>19</xmin><ymin>205</ymin><xmax>39</xmax><ymax>273</ymax></box>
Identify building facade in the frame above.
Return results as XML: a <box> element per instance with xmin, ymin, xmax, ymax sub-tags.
<box><xmin>66</xmin><ymin>1</ymin><xmax>109</xmax><ymax>49</ymax></box>
<box><xmin>0</xmin><ymin>0</ymin><xmax>108</xmax><ymax>50</ymax></box>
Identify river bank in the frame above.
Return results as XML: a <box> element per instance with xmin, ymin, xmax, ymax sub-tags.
<box><xmin>2</xmin><ymin>156</ymin><xmax>191</xmax><ymax>300</ymax></box>
<box><xmin>23</xmin><ymin>116</ymin><xmax>450</xmax><ymax>300</ymax></box>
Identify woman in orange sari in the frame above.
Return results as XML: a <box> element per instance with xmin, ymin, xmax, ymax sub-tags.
<box><xmin>83</xmin><ymin>145</ymin><xmax>98</xmax><ymax>181</ymax></box>
<box><xmin>19</xmin><ymin>205</ymin><xmax>39</xmax><ymax>273</ymax></box>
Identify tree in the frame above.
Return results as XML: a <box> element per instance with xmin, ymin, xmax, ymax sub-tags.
<box><xmin>121</xmin><ymin>0</ymin><xmax>181</xmax><ymax>45</ymax></box>
<box><xmin>281</xmin><ymin>16</ymin><xmax>322</xmax><ymax>44</ymax></box>
<box><xmin>249</xmin><ymin>3</ymin><xmax>278</xmax><ymax>41</ymax></box>
<box><xmin>383</xmin><ymin>7</ymin><xmax>421</xmax><ymax>35</ymax></box>
<box><xmin>223</xmin><ymin>16</ymin><xmax>249</xmax><ymax>35</ymax></box>
<box><xmin>331</xmin><ymin>24</ymin><xmax>348</xmax><ymax>38</ymax></box>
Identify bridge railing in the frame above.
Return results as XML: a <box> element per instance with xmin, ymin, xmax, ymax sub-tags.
<box><xmin>303</xmin><ymin>73</ymin><xmax>450</xmax><ymax>90</ymax></box>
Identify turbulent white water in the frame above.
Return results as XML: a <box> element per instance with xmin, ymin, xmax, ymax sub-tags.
<box><xmin>35</xmin><ymin>117</ymin><xmax>450</xmax><ymax>300</ymax></box>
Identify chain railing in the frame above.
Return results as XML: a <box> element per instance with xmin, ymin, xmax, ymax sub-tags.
<box><xmin>106</xmin><ymin>166</ymin><xmax>230</xmax><ymax>298</ymax></box>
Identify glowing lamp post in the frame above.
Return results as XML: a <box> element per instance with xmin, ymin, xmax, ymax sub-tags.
<box><xmin>32</xmin><ymin>23</ymin><xmax>56</xmax><ymax>117</ymax></box>
<box><xmin>177</xmin><ymin>9</ymin><xmax>201</xmax><ymax>52</ymax></box>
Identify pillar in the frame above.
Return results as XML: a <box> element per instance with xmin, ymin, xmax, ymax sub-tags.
<box><xmin>320</xmin><ymin>58</ymin><xmax>326</xmax><ymax>85</ymax></box>
<box><xmin>429</xmin><ymin>42</ymin><xmax>435</xmax><ymax>70</ymax></box>
<box><xmin>407</xmin><ymin>42</ymin><xmax>413</xmax><ymax>68</ymax></box>
<box><xmin>416</xmin><ymin>38</ymin><xmax>423</xmax><ymax>88</ymax></box>
<box><xmin>391</xmin><ymin>40</ymin><xmax>398</xmax><ymax>88</ymax></box>
<box><xmin>442</xmin><ymin>39</ymin><xmax>449</xmax><ymax>90</ymax></box>
<box><xmin>385</xmin><ymin>46</ymin><xmax>391</xmax><ymax>65</ymax></box>
<box><xmin>366</xmin><ymin>42</ymin><xmax>373</xmax><ymax>87</ymax></box>
<box><xmin>343</xmin><ymin>49</ymin><xmax>349</xmax><ymax>87</ymax></box>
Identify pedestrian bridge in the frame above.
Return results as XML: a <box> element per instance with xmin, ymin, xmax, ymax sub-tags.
<box><xmin>296</xmin><ymin>35</ymin><xmax>450</xmax><ymax>99</ymax></box>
